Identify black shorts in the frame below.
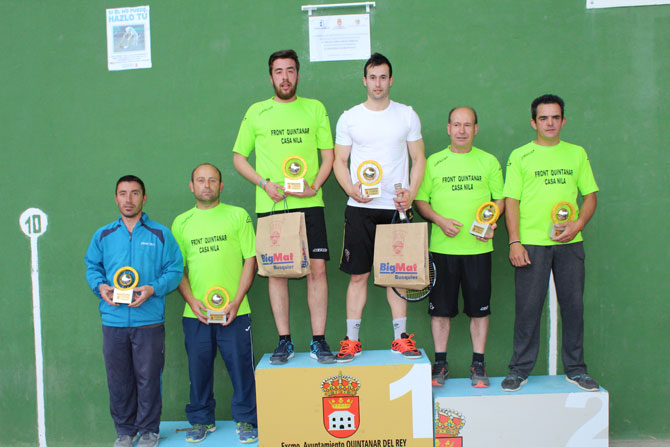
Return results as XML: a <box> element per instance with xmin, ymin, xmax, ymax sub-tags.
<box><xmin>428</xmin><ymin>252</ymin><xmax>492</xmax><ymax>318</ymax></box>
<box><xmin>339</xmin><ymin>206</ymin><xmax>413</xmax><ymax>275</ymax></box>
<box><xmin>257</xmin><ymin>206</ymin><xmax>330</xmax><ymax>260</ymax></box>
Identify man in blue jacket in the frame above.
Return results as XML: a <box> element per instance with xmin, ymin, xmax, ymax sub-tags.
<box><xmin>85</xmin><ymin>175</ymin><xmax>183</xmax><ymax>447</ymax></box>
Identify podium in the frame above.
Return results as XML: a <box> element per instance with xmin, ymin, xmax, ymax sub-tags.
<box><xmin>161</xmin><ymin>358</ymin><xmax>608</xmax><ymax>446</ymax></box>
<box><xmin>256</xmin><ymin>349</ymin><xmax>434</xmax><ymax>447</ymax></box>
<box><xmin>433</xmin><ymin>375</ymin><xmax>609</xmax><ymax>447</ymax></box>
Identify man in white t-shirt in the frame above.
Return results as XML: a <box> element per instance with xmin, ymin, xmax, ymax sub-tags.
<box><xmin>332</xmin><ymin>53</ymin><xmax>426</xmax><ymax>362</ymax></box>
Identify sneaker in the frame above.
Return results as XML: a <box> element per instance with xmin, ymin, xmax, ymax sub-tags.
<box><xmin>470</xmin><ymin>361</ymin><xmax>490</xmax><ymax>388</ymax></box>
<box><xmin>566</xmin><ymin>374</ymin><xmax>600</xmax><ymax>392</ymax></box>
<box><xmin>391</xmin><ymin>333</ymin><xmax>422</xmax><ymax>359</ymax></box>
<box><xmin>236</xmin><ymin>422</ymin><xmax>258</xmax><ymax>444</ymax></box>
<box><xmin>137</xmin><ymin>432</ymin><xmax>159</xmax><ymax>447</ymax></box>
<box><xmin>269</xmin><ymin>339</ymin><xmax>294</xmax><ymax>365</ymax></box>
<box><xmin>310</xmin><ymin>339</ymin><xmax>335</xmax><ymax>363</ymax></box>
<box><xmin>114</xmin><ymin>434</ymin><xmax>137</xmax><ymax>447</ymax></box>
<box><xmin>501</xmin><ymin>373</ymin><xmax>528</xmax><ymax>392</ymax></box>
<box><xmin>185</xmin><ymin>424</ymin><xmax>216</xmax><ymax>443</ymax></box>
<box><xmin>336</xmin><ymin>337</ymin><xmax>362</xmax><ymax>363</ymax></box>
<box><xmin>431</xmin><ymin>361</ymin><xmax>448</xmax><ymax>386</ymax></box>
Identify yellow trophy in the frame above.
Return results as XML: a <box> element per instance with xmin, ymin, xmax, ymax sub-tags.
<box><xmin>357</xmin><ymin>160</ymin><xmax>383</xmax><ymax>198</ymax></box>
<box><xmin>204</xmin><ymin>286</ymin><xmax>230</xmax><ymax>323</ymax></box>
<box><xmin>549</xmin><ymin>201</ymin><xmax>576</xmax><ymax>239</ymax></box>
<box><xmin>113</xmin><ymin>266</ymin><xmax>139</xmax><ymax>304</ymax></box>
<box><xmin>469</xmin><ymin>202</ymin><xmax>501</xmax><ymax>238</ymax></box>
<box><xmin>282</xmin><ymin>155</ymin><xmax>307</xmax><ymax>193</ymax></box>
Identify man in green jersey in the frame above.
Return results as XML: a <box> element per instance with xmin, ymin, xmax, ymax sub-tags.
<box><xmin>501</xmin><ymin>94</ymin><xmax>600</xmax><ymax>392</ymax></box>
<box><xmin>415</xmin><ymin>107</ymin><xmax>504</xmax><ymax>388</ymax></box>
<box><xmin>172</xmin><ymin>164</ymin><xmax>258</xmax><ymax>443</ymax></box>
<box><xmin>232</xmin><ymin>49</ymin><xmax>335</xmax><ymax>364</ymax></box>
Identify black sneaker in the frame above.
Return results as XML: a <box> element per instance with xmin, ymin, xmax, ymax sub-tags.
<box><xmin>310</xmin><ymin>339</ymin><xmax>335</xmax><ymax>363</ymax></box>
<box><xmin>470</xmin><ymin>361</ymin><xmax>490</xmax><ymax>388</ymax></box>
<box><xmin>269</xmin><ymin>339</ymin><xmax>294</xmax><ymax>365</ymax></box>
<box><xmin>566</xmin><ymin>374</ymin><xmax>599</xmax><ymax>391</ymax></box>
<box><xmin>501</xmin><ymin>373</ymin><xmax>528</xmax><ymax>392</ymax></box>
<box><xmin>431</xmin><ymin>361</ymin><xmax>448</xmax><ymax>386</ymax></box>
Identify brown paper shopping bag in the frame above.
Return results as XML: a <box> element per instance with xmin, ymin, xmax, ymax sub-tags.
<box><xmin>373</xmin><ymin>222</ymin><xmax>429</xmax><ymax>289</ymax></box>
<box><xmin>256</xmin><ymin>211</ymin><xmax>311</xmax><ymax>278</ymax></box>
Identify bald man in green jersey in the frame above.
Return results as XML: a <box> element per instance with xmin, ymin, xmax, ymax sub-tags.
<box><xmin>415</xmin><ymin>107</ymin><xmax>504</xmax><ymax>388</ymax></box>
<box><xmin>172</xmin><ymin>164</ymin><xmax>258</xmax><ymax>443</ymax></box>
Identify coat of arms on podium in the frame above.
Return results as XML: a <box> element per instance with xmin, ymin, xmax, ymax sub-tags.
<box><xmin>435</xmin><ymin>402</ymin><xmax>466</xmax><ymax>447</ymax></box>
<box><xmin>321</xmin><ymin>372</ymin><xmax>361</xmax><ymax>438</ymax></box>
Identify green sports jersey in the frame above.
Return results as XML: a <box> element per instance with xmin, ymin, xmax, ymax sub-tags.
<box><xmin>171</xmin><ymin>203</ymin><xmax>256</xmax><ymax>318</ymax></box>
<box><xmin>416</xmin><ymin>146</ymin><xmax>504</xmax><ymax>255</ymax></box>
<box><xmin>503</xmin><ymin>140</ymin><xmax>598</xmax><ymax>246</ymax></box>
<box><xmin>232</xmin><ymin>97</ymin><xmax>333</xmax><ymax>213</ymax></box>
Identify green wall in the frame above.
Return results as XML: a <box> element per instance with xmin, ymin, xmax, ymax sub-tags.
<box><xmin>2</xmin><ymin>0</ymin><xmax>668</xmax><ymax>445</ymax></box>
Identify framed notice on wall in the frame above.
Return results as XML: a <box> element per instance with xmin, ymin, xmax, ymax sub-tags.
<box><xmin>308</xmin><ymin>14</ymin><xmax>371</xmax><ymax>62</ymax></box>
<box><xmin>106</xmin><ymin>5</ymin><xmax>152</xmax><ymax>71</ymax></box>
<box><xmin>587</xmin><ymin>0</ymin><xmax>670</xmax><ymax>8</ymax></box>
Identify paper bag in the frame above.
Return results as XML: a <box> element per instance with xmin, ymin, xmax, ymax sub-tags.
<box><xmin>256</xmin><ymin>211</ymin><xmax>311</xmax><ymax>278</ymax></box>
<box><xmin>373</xmin><ymin>222</ymin><xmax>429</xmax><ymax>289</ymax></box>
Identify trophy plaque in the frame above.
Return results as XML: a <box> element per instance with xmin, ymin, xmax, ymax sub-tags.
<box><xmin>469</xmin><ymin>202</ymin><xmax>501</xmax><ymax>238</ymax></box>
<box><xmin>357</xmin><ymin>160</ymin><xmax>383</xmax><ymax>198</ymax></box>
<box><xmin>282</xmin><ymin>156</ymin><xmax>307</xmax><ymax>193</ymax></box>
<box><xmin>549</xmin><ymin>201</ymin><xmax>576</xmax><ymax>239</ymax></box>
<box><xmin>113</xmin><ymin>266</ymin><xmax>139</xmax><ymax>304</ymax></box>
<box><xmin>204</xmin><ymin>286</ymin><xmax>230</xmax><ymax>323</ymax></box>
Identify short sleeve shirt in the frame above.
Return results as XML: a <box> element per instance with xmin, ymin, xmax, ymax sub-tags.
<box><xmin>172</xmin><ymin>203</ymin><xmax>256</xmax><ymax>318</ymax></box>
<box><xmin>335</xmin><ymin>101</ymin><xmax>422</xmax><ymax>210</ymax></box>
<box><xmin>233</xmin><ymin>97</ymin><xmax>333</xmax><ymax>213</ymax></box>
<box><xmin>503</xmin><ymin>140</ymin><xmax>598</xmax><ymax>246</ymax></box>
<box><xmin>415</xmin><ymin>146</ymin><xmax>504</xmax><ymax>255</ymax></box>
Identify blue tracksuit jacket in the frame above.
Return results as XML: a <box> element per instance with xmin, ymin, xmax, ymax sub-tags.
<box><xmin>85</xmin><ymin>213</ymin><xmax>183</xmax><ymax>327</ymax></box>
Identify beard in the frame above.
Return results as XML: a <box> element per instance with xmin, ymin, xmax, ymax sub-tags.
<box><xmin>273</xmin><ymin>79</ymin><xmax>298</xmax><ymax>100</ymax></box>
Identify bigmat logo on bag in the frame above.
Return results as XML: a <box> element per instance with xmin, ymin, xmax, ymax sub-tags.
<box><xmin>259</xmin><ymin>252</ymin><xmax>297</xmax><ymax>271</ymax></box>
<box><xmin>259</xmin><ymin>242</ymin><xmax>309</xmax><ymax>271</ymax></box>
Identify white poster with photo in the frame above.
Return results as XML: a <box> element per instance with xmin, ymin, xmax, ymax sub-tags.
<box><xmin>309</xmin><ymin>14</ymin><xmax>371</xmax><ymax>62</ymax></box>
<box><xmin>106</xmin><ymin>5</ymin><xmax>151</xmax><ymax>71</ymax></box>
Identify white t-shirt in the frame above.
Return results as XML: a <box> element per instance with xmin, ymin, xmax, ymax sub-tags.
<box><xmin>335</xmin><ymin>101</ymin><xmax>422</xmax><ymax>210</ymax></box>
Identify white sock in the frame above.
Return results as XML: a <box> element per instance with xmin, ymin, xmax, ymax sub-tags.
<box><xmin>392</xmin><ymin>317</ymin><xmax>407</xmax><ymax>340</ymax></box>
<box><xmin>346</xmin><ymin>319</ymin><xmax>362</xmax><ymax>341</ymax></box>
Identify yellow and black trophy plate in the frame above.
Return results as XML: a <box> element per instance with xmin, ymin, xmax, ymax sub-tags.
<box><xmin>282</xmin><ymin>155</ymin><xmax>307</xmax><ymax>193</ymax></box>
<box><xmin>205</xmin><ymin>286</ymin><xmax>230</xmax><ymax>323</ymax></box>
<box><xmin>549</xmin><ymin>201</ymin><xmax>576</xmax><ymax>239</ymax></box>
<box><xmin>469</xmin><ymin>201</ymin><xmax>501</xmax><ymax>238</ymax></box>
<box><xmin>357</xmin><ymin>160</ymin><xmax>383</xmax><ymax>198</ymax></box>
<box><xmin>113</xmin><ymin>266</ymin><xmax>139</xmax><ymax>304</ymax></box>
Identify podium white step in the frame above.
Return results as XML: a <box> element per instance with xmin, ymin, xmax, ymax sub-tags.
<box><xmin>433</xmin><ymin>375</ymin><xmax>609</xmax><ymax>447</ymax></box>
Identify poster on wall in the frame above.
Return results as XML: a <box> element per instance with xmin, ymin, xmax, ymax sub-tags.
<box><xmin>106</xmin><ymin>5</ymin><xmax>151</xmax><ymax>71</ymax></box>
<box><xmin>309</xmin><ymin>14</ymin><xmax>371</xmax><ymax>62</ymax></box>
<box><xmin>587</xmin><ymin>0</ymin><xmax>669</xmax><ymax>8</ymax></box>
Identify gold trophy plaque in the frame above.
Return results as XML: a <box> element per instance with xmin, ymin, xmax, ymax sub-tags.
<box><xmin>113</xmin><ymin>266</ymin><xmax>139</xmax><ymax>304</ymax></box>
<box><xmin>469</xmin><ymin>202</ymin><xmax>501</xmax><ymax>238</ymax></box>
<box><xmin>357</xmin><ymin>160</ymin><xmax>383</xmax><ymax>198</ymax></box>
<box><xmin>282</xmin><ymin>156</ymin><xmax>307</xmax><ymax>193</ymax></box>
<box><xmin>204</xmin><ymin>286</ymin><xmax>230</xmax><ymax>323</ymax></box>
<box><xmin>549</xmin><ymin>201</ymin><xmax>576</xmax><ymax>239</ymax></box>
